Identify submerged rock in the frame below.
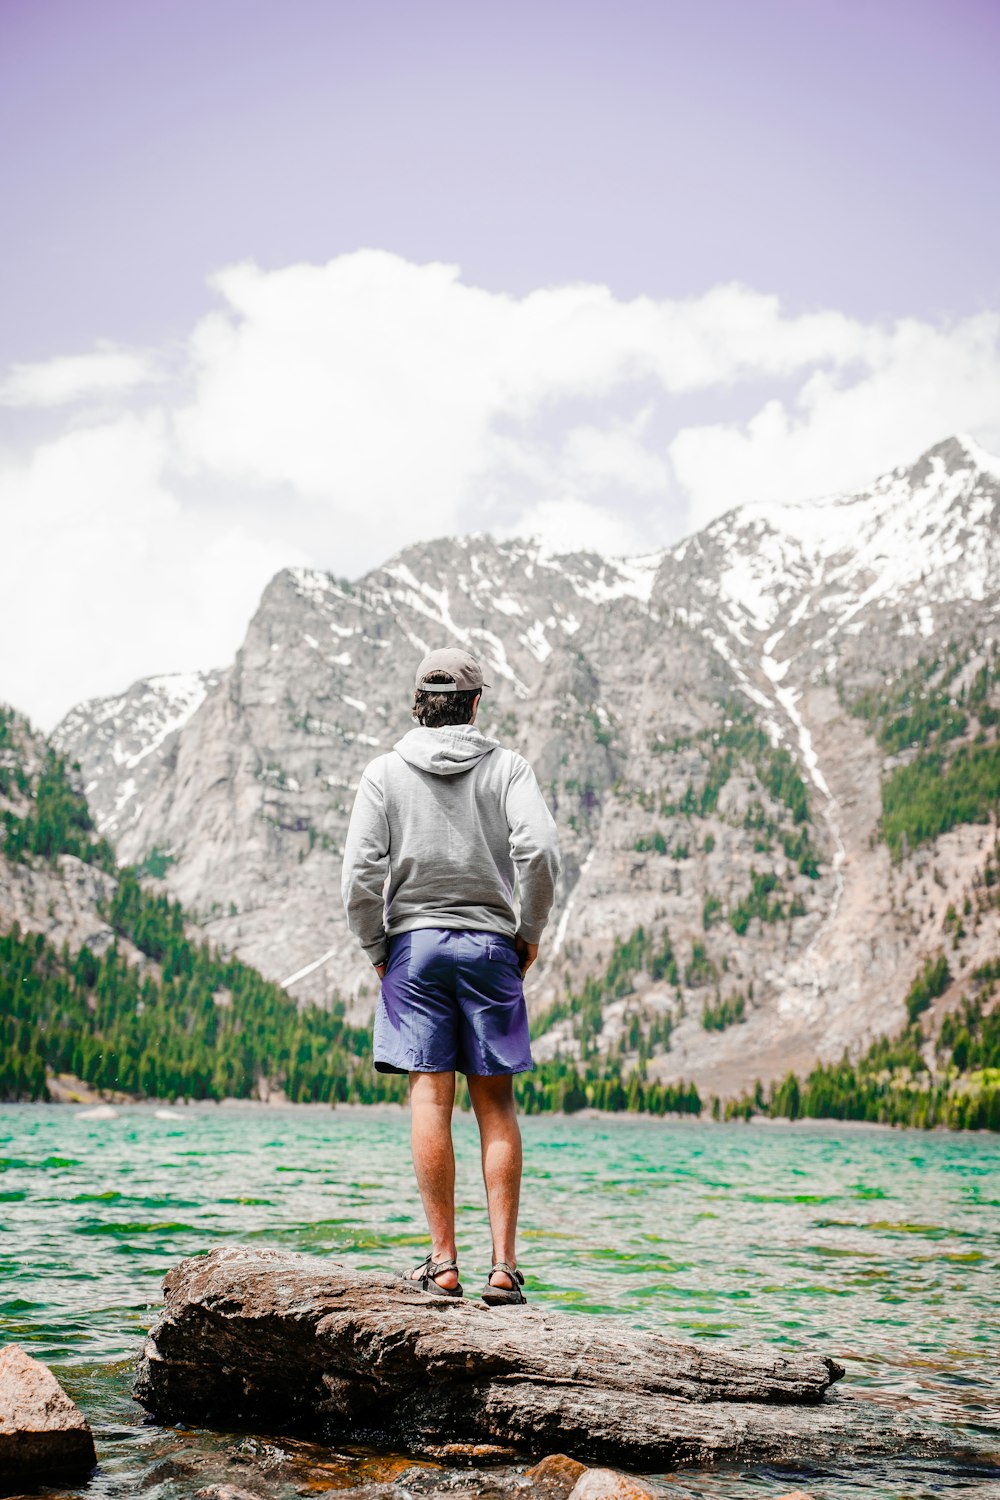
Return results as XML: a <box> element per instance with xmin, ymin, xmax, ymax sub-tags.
<box><xmin>193</xmin><ymin>1487</ymin><xmax>270</xmax><ymax>1500</ymax></box>
<box><xmin>422</xmin><ymin>1442</ymin><xmax>521</xmax><ymax>1461</ymax></box>
<box><xmin>133</xmin><ymin>1247</ymin><xmax>973</xmax><ymax>1470</ymax></box>
<box><xmin>0</xmin><ymin>1343</ymin><xmax>97</xmax><ymax>1487</ymax></box>
<box><xmin>567</xmin><ymin>1468</ymin><xmax>654</xmax><ymax>1500</ymax></box>
<box><xmin>525</xmin><ymin>1454</ymin><xmax>588</xmax><ymax>1495</ymax></box>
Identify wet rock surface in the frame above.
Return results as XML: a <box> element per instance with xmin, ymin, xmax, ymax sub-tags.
<box><xmin>525</xmin><ymin>1454</ymin><xmax>588</xmax><ymax>1496</ymax></box>
<box><xmin>193</xmin><ymin>1486</ymin><xmax>274</xmax><ymax>1500</ymax></box>
<box><xmin>133</xmin><ymin>1248</ymin><xmax>965</xmax><ymax>1470</ymax></box>
<box><xmin>567</xmin><ymin>1468</ymin><xmax>655</xmax><ymax>1500</ymax></box>
<box><xmin>0</xmin><ymin>1343</ymin><xmax>97</xmax><ymax>1488</ymax></box>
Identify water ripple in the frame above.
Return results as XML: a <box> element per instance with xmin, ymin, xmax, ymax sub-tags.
<box><xmin>2</xmin><ymin>1105</ymin><xmax>999</xmax><ymax>1498</ymax></box>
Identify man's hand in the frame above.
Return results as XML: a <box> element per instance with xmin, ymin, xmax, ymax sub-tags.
<box><xmin>513</xmin><ymin>934</ymin><xmax>539</xmax><ymax>977</ymax></box>
<box><xmin>373</xmin><ymin>961</ymin><xmax>387</xmax><ymax>980</ymax></box>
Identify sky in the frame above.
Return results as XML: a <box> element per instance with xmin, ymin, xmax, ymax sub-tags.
<box><xmin>2</xmin><ymin>0</ymin><xmax>999</xmax><ymax>732</ymax></box>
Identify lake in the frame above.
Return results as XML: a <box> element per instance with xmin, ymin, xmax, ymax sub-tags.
<box><xmin>1</xmin><ymin>1104</ymin><xmax>998</xmax><ymax>1498</ymax></box>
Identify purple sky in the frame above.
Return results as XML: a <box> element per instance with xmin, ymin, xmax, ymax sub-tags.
<box><xmin>2</xmin><ymin>0</ymin><xmax>999</xmax><ymax>363</ymax></box>
<box><xmin>3</xmin><ymin>0</ymin><xmax>1000</xmax><ymax>733</ymax></box>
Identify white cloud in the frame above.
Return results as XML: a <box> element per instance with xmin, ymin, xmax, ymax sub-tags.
<box><xmin>670</xmin><ymin>311</ymin><xmax>1000</xmax><ymax>525</ymax></box>
<box><xmin>475</xmin><ymin>410</ymin><xmax>673</xmax><ymax>541</ymax></box>
<box><xmin>0</xmin><ymin>413</ymin><xmax>305</xmax><ymax>733</ymax></box>
<box><xmin>2</xmin><ymin>250</ymin><xmax>1000</xmax><ymax>731</ymax></box>
<box><xmin>561</xmin><ymin>416</ymin><xmax>669</xmax><ymax>495</ymax></box>
<box><xmin>170</xmin><ymin>253</ymin><xmax>879</xmax><ymax>546</ymax></box>
<box><xmin>499</xmin><ymin>497</ymin><xmax>650</xmax><ymax>559</ymax></box>
<box><xmin>0</xmin><ymin>344</ymin><xmax>156</xmax><ymax>407</ymax></box>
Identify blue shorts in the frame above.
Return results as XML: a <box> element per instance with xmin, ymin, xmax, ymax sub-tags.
<box><xmin>373</xmin><ymin>928</ymin><xmax>533</xmax><ymax>1077</ymax></box>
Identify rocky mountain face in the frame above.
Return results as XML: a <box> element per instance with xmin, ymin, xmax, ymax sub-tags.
<box><xmin>51</xmin><ymin>670</ymin><xmax>222</xmax><ymax>847</ymax></box>
<box><xmin>0</xmin><ymin>707</ymin><xmax>150</xmax><ymax>980</ymax></box>
<box><xmin>51</xmin><ymin>435</ymin><xmax>1000</xmax><ymax>1096</ymax></box>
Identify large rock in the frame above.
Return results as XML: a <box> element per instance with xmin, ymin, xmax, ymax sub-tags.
<box><xmin>0</xmin><ymin>1343</ymin><xmax>97</xmax><ymax>1485</ymax></box>
<box><xmin>133</xmin><ymin>1248</ymin><xmax>967</xmax><ymax>1468</ymax></box>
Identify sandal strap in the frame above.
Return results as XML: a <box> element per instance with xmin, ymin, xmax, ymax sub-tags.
<box><xmin>490</xmin><ymin>1261</ymin><xmax>524</xmax><ymax>1284</ymax></box>
<box><xmin>411</xmin><ymin>1254</ymin><xmax>459</xmax><ymax>1282</ymax></box>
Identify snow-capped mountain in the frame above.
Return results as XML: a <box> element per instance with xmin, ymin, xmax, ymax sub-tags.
<box><xmin>51</xmin><ymin>669</ymin><xmax>223</xmax><ymax>841</ymax></box>
<box><xmin>658</xmin><ymin>435</ymin><xmax>998</xmax><ymax>667</ymax></box>
<box><xmin>50</xmin><ymin>435</ymin><xmax>1000</xmax><ymax>1095</ymax></box>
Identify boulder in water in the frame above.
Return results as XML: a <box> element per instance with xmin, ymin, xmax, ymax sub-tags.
<box><xmin>525</xmin><ymin>1453</ymin><xmax>588</xmax><ymax>1495</ymax></box>
<box><xmin>566</xmin><ymin>1468</ymin><xmax>655</xmax><ymax>1500</ymax></box>
<box><xmin>0</xmin><ymin>1344</ymin><xmax>97</xmax><ymax>1487</ymax></box>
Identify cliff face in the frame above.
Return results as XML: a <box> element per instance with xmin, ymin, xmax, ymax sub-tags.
<box><xmin>51</xmin><ymin>670</ymin><xmax>223</xmax><ymax>846</ymax></box>
<box><xmin>51</xmin><ymin>436</ymin><xmax>1000</xmax><ymax>1094</ymax></box>
<box><xmin>0</xmin><ymin>707</ymin><xmax>147</xmax><ymax>977</ymax></box>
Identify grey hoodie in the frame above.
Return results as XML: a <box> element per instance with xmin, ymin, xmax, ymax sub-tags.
<box><xmin>341</xmin><ymin>725</ymin><xmax>560</xmax><ymax>966</ymax></box>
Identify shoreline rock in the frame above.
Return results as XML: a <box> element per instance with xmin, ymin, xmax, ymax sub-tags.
<box><xmin>132</xmin><ymin>1247</ymin><xmax>979</xmax><ymax>1470</ymax></box>
<box><xmin>0</xmin><ymin>1344</ymin><xmax>97</xmax><ymax>1488</ymax></box>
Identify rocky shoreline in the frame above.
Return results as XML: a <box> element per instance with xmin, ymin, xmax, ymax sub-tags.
<box><xmin>15</xmin><ymin>1092</ymin><xmax>913</xmax><ymax>1133</ymax></box>
<box><xmin>4</xmin><ymin>1246</ymin><xmax>998</xmax><ymax>1498</ymax></box>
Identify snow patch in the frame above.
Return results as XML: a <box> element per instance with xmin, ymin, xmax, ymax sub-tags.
<box><xmin>550</xmin><ymin>847</ymin><xmax>596</xmax><ymax>958</ymax></box>
<box><xmin>114</xmin><ymin>776</ymin><xmax>137</xmax><ymax>812</ymax></box>
<box><xmin>523</xmin><ymin>621</ymin><xmax>553</xmax><ymax>662</ymax></box>
<box><xmin>702</xmin><ymin>628</ymin><xmax>779</xmax><ymax>721</ymax></box>
<box><xmin>760</xmin><ymin>654</ymin><xmax>790</xmax><ymax>683</ymax></box>
<box><xmin>762</xmin><ymin>667</ymin><xmax>832</xmax><ymax>801</ymax></box>
<box><xmin>290</xmin><ymin>567</ymin><xmax>348</xmax><ymax>606</ymax></box>
<box><xmin>566</xmin><ymin>551</ymin><xmax>663</xmax><ymax>605</ymax></box>
<box><xmin>467</xmin><ymin>628</ymin><xmax>531</xmax><ymax>698</ymax></box>
<box><xmin>282</xmin><ymin>945</ymin><xmax>340</xmax><ymax>988</ymax></box>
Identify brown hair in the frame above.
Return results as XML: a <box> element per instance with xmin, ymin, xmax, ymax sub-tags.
<box><xmin>413</xmin><ymin>672</ymin><xmax>480</xmax><ymax>728</ymax></box>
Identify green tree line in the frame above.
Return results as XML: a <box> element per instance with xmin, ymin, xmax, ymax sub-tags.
<box><xmin>1</xmin><ymin>701</ymin><xmax>997</xmax><ymax>1130</ymax></box>
<box><xmin>723</xmin><ymin>981</ymin><xmax>1000</xmax><ymax>1132</ymax></box>
<box><xmin>0</xmin><ymin>916</ymin><xmax>409</xmax><ymax>1105</ymax></box>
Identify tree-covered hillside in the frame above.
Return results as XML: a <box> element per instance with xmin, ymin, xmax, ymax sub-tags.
<box><xmin>726</xmin><ymin>977</ymin><xmax>1000</xmax><ymax>1132</ymax></box>
<box><xmin>2</xmin><ymin>698</ymin><xmax>999</xmax><ymax>1129</ymax></box>
<box><xmin>852</xmin><ymin>644</ymin><xmax>1000</xmax><ymax>858</ymax></box>
<box><xmin>0</xmin><ymin>704</ymin><xmax>699</xmax><ymax>1115</ymax></box>
<box><xmin>0</xmin><ymin>703</ymin><xmax>405</xmax><ymax>1104</ymax></box>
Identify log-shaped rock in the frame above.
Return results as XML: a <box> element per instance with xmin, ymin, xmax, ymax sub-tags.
<box><xmin>133</xmin><ymin>1247</ymin><xmax>957</xmax><ymax>1469</ymax></box>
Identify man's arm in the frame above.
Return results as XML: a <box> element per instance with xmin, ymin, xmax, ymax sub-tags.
<box><xmin>505</xmin><ymin>754</ymin><xmax>560</xmax><ymax>972</ymax></box>
<box><xmin>341</xmin><ymin>768</ymin><xmax>391</xmax><ymax>971</ymax></box>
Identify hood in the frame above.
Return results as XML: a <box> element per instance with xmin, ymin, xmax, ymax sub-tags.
<box><xmin>393</xmin><ymin>725</ymin><xmax>501</xmax><ymax>776</ymax></box>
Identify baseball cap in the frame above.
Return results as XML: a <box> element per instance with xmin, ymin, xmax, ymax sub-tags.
<box><xmin>414</xmin><ymin>647</ymin><xmax>491</xmax><ymax>693</ymax></box>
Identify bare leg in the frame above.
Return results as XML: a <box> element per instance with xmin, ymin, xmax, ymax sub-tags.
<box><xmin>467</xmin><ymin>1074</ymin><xmax>522</xmax><ymax>1289</ymax></box>
<box><xmin>408</xmin><ymin>1071</ymin><xmax>459</xmax><ymax>1290</ymax></box>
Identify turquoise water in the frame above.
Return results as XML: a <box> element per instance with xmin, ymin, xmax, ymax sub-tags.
<box><xmin>1</xmin><ymin>1104</ymin><xmax>999</xmax><ymax>1498</ymax></box>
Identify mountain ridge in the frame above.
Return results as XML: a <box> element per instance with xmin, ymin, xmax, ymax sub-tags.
<box><xmin>43</xmin><ymin>434</ymin><xmax>1000</xmax><ymax>1098</ymax></box>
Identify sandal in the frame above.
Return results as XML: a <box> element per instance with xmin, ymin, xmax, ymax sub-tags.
<box><xmin>400</xmin><ymin>1253</ymin><xmax>463</xmax><ymax>1298</ymax></box>
<box><xmin>480</xmin><ymin>1261</ymin><xmax>526</xmax><ymax>1305</ymax></box>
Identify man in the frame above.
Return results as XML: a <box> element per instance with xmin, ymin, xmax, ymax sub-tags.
<box><xmin>341</xmin><ymin>647</ymin><xmax>560</xmax><ymax>1304</ymax></box>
